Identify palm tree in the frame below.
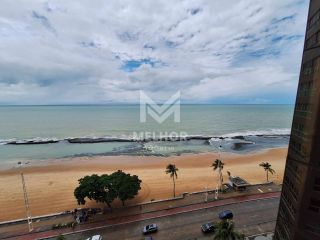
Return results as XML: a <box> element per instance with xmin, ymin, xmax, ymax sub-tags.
<box><xmin>259</xmin><ymin>162</ymin><xmax>275</xmax><ymax>182</ymax></box>
<box><xmin>56</xmin><ymin>234</ymin><xmax>66</xmax><ymax>240</ymax></box>
<box><xmin>212</xmin><ymin>159</ymin><xmax>224</xmax><ymax>190</ymax></box>
<box><xmin>165</xmin><ymin>164</ymin><xmax>179</xmax><ymax>198</ymax></box>
<box><xmin>214</xmin><ymin>220</ymin><xmax>245</xmax><ymax>240</ymax></box>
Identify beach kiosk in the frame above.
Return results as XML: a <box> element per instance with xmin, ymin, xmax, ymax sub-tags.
<box><xmin>229</xmin><ymin>176</ymin><xmax>250</xmax><ymax>191</ymax></box>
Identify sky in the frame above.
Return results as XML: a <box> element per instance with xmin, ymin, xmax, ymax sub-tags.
<box><xmin>0</xmin><ymin>0</ymin><xmax>310</xmax><ymax>104</ymax></box>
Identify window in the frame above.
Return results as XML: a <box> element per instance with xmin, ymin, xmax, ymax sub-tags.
<box><xmin>308</xmin><ymin>10</ymin><xmax>320</xmax><ymax>30</ymax></box>
<box><xmin>302</xmin><ymin>57</ymin><xmax>320</xmax><ymax>77</ymax></box>
<box><xmin>293</xmin><ymin>122</ymin><xmax>304</xmax><ymax>131</ymax></box>
<box><xmin>306</xmin><ymin>34</ymin><xmax>317</xmax><ymax>49</ymax></box>
<box><xmin>314</xmin><ymin>178</ymin><xmax>320</xmax><ymax>191</ymax></box>
<box><xmin>306</xmin><ymin>31</ymin><xmax>320</xmax><ymax>49</ymax></box>
<box><xmin>303</xmin><ymin>60</ymin><xmax>314</xmax><ymax>76</ymax></box>
<box><xmin>291</xmin><ymin>139</ymin><xmax>302</xmax><ymax>151</ymax></box>
<box><xmin>304</xmin><ymin>223</ymin><xmax>320</xmax><ymax>235</ymax></box>
<box><xmin>309</xmin><ymin>198</ymin><xmax>320</xmax><ymax>212</ymax></box>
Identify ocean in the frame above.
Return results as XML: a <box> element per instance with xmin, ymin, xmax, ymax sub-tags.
<box><xmin>0</xmin><ymin>105</ymin><xmax>293</xmax><ymax>166</ymax></box>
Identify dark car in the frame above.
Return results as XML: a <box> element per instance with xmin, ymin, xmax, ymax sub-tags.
<box><xmin>201</xmin><ymin>222</ymin><xmax>215</xmax><ymax>233</ymax></box>
<box><xmin>143</xmin><ymin>224</ymin><xmax>158</xmax><ymax>234</ymax></box>
<box><xmin>218</xmin><ymin>210</ymin><xmax>233</xmax><ymax>220</ymax></box>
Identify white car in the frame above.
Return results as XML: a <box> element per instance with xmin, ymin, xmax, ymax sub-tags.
<box><xmin>86</xmin><ymin>235</ymin><xmax>102</xmax><ymax>240</ymax></box>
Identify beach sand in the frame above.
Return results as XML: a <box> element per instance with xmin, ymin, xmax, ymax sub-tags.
<box><xmin>0</xmin><ymin>148</ymin><xmax>287</xmax><ymax>222</ymax></box>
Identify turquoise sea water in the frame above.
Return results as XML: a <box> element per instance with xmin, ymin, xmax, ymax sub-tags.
<box><xmin>0</xmin><ymin>105</ymin><xmax>294</xmax><ymax>166</ymax></box>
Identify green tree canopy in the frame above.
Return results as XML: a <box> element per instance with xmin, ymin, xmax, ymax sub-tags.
<box><xmin>110</xmin><ymin>170</ymin><xmax>142</xmax><ymax>206</ymax></box>
<box><xmin>74</xmin><ymin>174</ymin><xmax>117</xmax><ymax>209</ymax></box>
<box><xmin>214</xmin><ymin>220</ymin><xmax>244</xmax><ymax>240</ymax></box>
<box><xmin>212</xmin><ymin>159</ymin><xmax>224</xmax><ymax>171</ymax></box>
<box><xmin>74</xmin><ymin>171</ymin><xmax>142</xmax><ymax>208</ymax></box>
<box><xmin>259</xmin><ymin>162</ymin><xmax>275</xmax><ymax>182</ymax></box>
<box><xmin>212</xmin><ymin>159</ymin><xmax>225</xmax><ymax>190</ymax></box>
<box><xmin>56</xmin><ymin>234</ymin><xmax>66</xmax><ymax>240</ymax></box>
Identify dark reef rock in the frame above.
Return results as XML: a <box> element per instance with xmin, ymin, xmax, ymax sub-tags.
<box><xmin>7</xmin><ymin>140</ymin><xmax>59</xmax><ymax>145</ymax></box>
<box><xmin>67</xmin><ymin>138</ymin><xmax>134</xmax><ymax>143</ymax></box>
<box><xmin>231</xmin><ymin>135</ymin><xmax>245</xmax><ymax>140</ymax></box>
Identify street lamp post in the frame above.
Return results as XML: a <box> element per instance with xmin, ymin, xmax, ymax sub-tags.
<box><xmin>215</xmin><ymin>184</ymin><xmax>219</xmax><ymax>200</ymax></box>
<box><xmin>17</xmin><ymin>162</ymin><xmax>33</xmax><ymax>232</ymax></box>
<box><xmin>204</xmin><ymin>186</ymin><xmax>208</xmax><ymax>202</ymax></box>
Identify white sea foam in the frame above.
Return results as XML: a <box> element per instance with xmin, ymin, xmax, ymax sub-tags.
<box><xmin>0</xmin><ymin>139</ymin><xmax>15</xmax><ymax>145</ymax></box>
<box><xmin>0</xmin><ymin>129</ymin><xmax>291</xmax><ymax>145</ymax></box>
<box><xmin>221</xmin><ymin>128</ymin><xmax>291</xmax><ymax>138</ymax></box>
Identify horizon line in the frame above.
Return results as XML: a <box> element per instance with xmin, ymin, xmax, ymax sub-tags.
<box><xmin>0</xmin><ymin>103</ymin><xmax>295</xmax><ymax>106</ymax></box>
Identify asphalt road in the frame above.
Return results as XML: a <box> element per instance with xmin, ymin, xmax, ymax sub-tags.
<box><xmin>66</xmin><ymin>197</ymin><xmax>279</xmax><ymax>240</ymax></box>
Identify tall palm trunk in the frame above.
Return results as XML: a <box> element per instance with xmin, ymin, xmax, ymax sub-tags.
<box><xmin>173</xmin><ymin>176</ymin><xmax>176</xmax><ymax>197</ymax></box>
<box><xmin>218</xmin><ymin>167</ymin><xmax>222</xmax><ymax>190</ymax></box>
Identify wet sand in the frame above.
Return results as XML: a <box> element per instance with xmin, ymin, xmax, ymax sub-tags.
<box><xmin>0</xmin><ymin>148</ymin><xmax>287</xmax><ymax>222</ymax></box>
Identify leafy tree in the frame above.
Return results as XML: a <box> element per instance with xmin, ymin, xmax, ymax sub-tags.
<box><xmin>259</xmin><ymin>162</ymin><xmax>275</xmax><ymax>182</ymax></box>
<box><xmin>74</xmin><ymin>171</ymin><xmax>142</xmax><ymax>208</ymax></box>
<box><xmin>214</xmin><ymin>220</ymin><xmax>245</xmax><ymax>240</ymax></box>
<box><xmin>110</xmin><ymin>170</ymin><xmax>142</xmax><ymax>206</ymax></box>
<box><xmin>74</xmin><ymin>174</ymin><xmax>117</xmax><ymax>209</ymax></box>
<box><xmin>165</xmin><ymin>164</ymin><xmax>179</xmax><ymax>198</ymax></box>
<box><xmin>212</xmin><ymin>159</ymin><xmax>224</xmax><ymax>190</ymax></box>
<box><xmin>56</xmin><ymin>234</ymin><xmax>66</xmax><ymax>240</ymax></box>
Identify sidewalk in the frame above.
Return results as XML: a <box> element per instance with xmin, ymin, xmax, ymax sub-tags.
<box><xmin>246</xmin><ymin>232</ymin><xmax>274</xmax><ymax>240</ymax></box>
<box><xmin>101</xmin><ymin>182</ymin><xmax>281</xmax><ymax>219</ymax></box>
<box><xmin>0</xmin><ymin>183</ymin><xmax>281</xmax><ymax>240</ymax></box>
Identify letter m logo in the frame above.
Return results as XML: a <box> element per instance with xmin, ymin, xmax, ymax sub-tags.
<box><xmin>140</xmin><ymin>91</ymin><xmax>180</xmax><ymax>123</ymax></box>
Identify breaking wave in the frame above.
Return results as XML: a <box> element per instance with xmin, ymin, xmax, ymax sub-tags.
<box><xmin>0</xmin><ymin>128</ymin><xmax>290</xmax><ymax>145</ymax></box>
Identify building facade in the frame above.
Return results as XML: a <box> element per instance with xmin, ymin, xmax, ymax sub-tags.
<box><xmin>274</xmin><ymin>0</ymin><xmax>320</xmax><ymax>239</ymax></box>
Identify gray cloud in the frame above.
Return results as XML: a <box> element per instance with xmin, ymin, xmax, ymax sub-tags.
<box><xmin>31</xmin><ymin>10</ymin><xmax>57</xmax><ymax>34</ymax></box>
<box><xmin>0</xmin><ymin>0</ymin><xmax>309</xmax><ymax>104</ymax></box>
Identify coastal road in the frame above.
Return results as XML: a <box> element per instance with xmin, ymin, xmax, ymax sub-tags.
<box><xmin>47</xmin><ymin>193</ymin><xmax>280</xmax><ymax>240</ymax></box>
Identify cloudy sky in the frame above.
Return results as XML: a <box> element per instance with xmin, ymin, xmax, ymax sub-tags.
<box><xmin>0</xmin><ymin>0</ymin><xmax>309</xmax><ymax>104</ymax></box>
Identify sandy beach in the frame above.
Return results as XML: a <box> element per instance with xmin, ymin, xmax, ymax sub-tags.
<box><xmin>0</xmin><ymin>148</ymin><xmax>287</xmax><ymax>222</ymax></box>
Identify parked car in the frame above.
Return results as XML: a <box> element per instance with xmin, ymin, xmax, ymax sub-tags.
<box><xmin>218</xmin><ymin>210</ymin><xmax>233</xmax><ymax>220</ymax></box>
<box><xmin>86</xmin><ymin>235</ymin><xmax>102</xmax><ymax>240</ymax></box>
<box><xmin>201</xmin><ymin>222</ymin><xmax>215</xmax><ymax>233</ymax></box>
<box><xmin>144</xmin><ymin>237</ymin><xmax>154</xmax><ymax>240</ymax></box>
<box><xmin>143</xmin><ymin>223</ymin><xmax>158</xmax><ymax>234</ymax></box>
